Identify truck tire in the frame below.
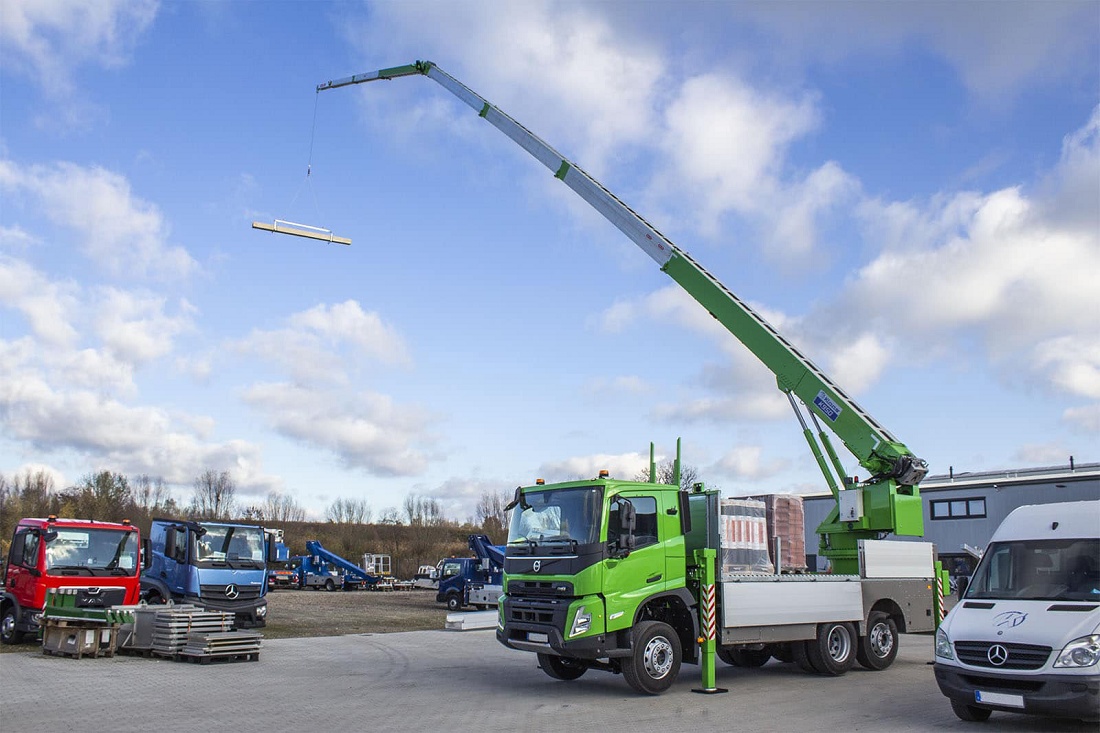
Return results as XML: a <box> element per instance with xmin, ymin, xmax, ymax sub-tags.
<box><xmin>1</xmin><ymin>607</ymin><xmax>24</xmax><ymax>645</ymax></box>
<box><xmin>805</xmin><ymin>622</ymin><xmax>856</xmax><ymax>676</ymax></box>
<box><xmin>324</xmin><ymin>579</ymin><xmax>336</xmax><ymax>592</ymax></box>
<box><xmin>856</xmin><ymin>611</ymin><xmax>899</xmax><ymax>671</ymax></box>
<box><xmin>446</xmin><ymin>593</ymin><xmax>462</xmax><ymax>612</ymax></box>
<box><xmin>621</xmin><ymin>620</ymin><xmax>681</xmax><ymax>695</ymax></box>
<box><xmin>950</xmin><ymin>699</ymin><xmax>992</xmax><ymax>722</ymax></box>
<box><xmin>538</xmin><ymin>653</ymin><xmax>588</xmax><ymax>680</ymax></box>
<box><xmin>792</xmin><ymin>639</ymin><xmax>820</xmax><ymax>673</ymax></box>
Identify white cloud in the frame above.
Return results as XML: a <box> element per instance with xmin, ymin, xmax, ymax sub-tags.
<box><xmin>240</xmin><ymin>382</ymin><xmax>436</xmax><ymax>477</ymax></box>
<box><xmin>0</xmin><ymin>0</ymin><xmax>158</xmax><ymax>96</ymax></box>
<box><xmin>537</xmin><ymin>451</ymin><xmax>651</xmax><ymax>483</ymax></box>
<box><xmin>94</xmin><ymin>288</ymin><xmax>195</xmax><ymax>365</ymax></box>
<box><xmin>710</xmin><ymin>445</ymin><xmax>788</xmax><ymax>481</ymax></box>
<box><xmin>235</xmin><ymin>300</ymin><xmax>410</xmax><ymax>385</ymax></box>
<box><xmin>0</xmin><ymin>254</ymin><xmax>79</xmax><ymax>345</ymax></box>
<box><xmin>0</xmin><ymin>160</ymin><xmax>198</xmax><ymax>280</ymax></box>
<box><xmin>1063</xmin><ymin>404</ymin><xmax>1100</xmax><ymax>433</ymax></box>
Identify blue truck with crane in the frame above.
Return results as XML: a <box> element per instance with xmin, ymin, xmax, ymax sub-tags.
<box><xmin>295</xmin><ymin>540</ymin><xmax>387</xmax><ymax>591</ymax></box>
<box><xmin>436</xmin><ymin>534</ymin><xmax>505</xmax><ymax>612</ymax></box>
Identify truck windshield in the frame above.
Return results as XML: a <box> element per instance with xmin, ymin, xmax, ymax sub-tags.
<box><xmin>966</xmin><ymin>538</ymin><xmax>1100</xmax><ymax>601</ymax></box>
<box><xmin>195</xmin><ymin>525</ymin><xmax>266</xmax><ymax>569</ymax></box>
<box><xmin>507</xmin><ymin>486</ymin><xmax>603</xmax><ymax>546</ymax></box>
<box><xmin>46</xmin><ymin>528</ymin><xmax>139</xmax><ymax>576</ymax></box>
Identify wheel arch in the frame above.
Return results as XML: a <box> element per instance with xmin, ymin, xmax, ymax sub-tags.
<box><xmin>634</xmin><ymin>588</ymin><xmax>699</xmax><ymax>664</ymax></box>
<box><xmin>867</xmin><ymin>598</ymin><xmax>907</xmax><ymax>632</ymax></box>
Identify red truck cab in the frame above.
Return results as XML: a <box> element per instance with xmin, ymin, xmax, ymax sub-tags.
<box><xmin>2</xmin><ymin>516</ymin><xmax>143</xmax><ymax>644</ymax></box>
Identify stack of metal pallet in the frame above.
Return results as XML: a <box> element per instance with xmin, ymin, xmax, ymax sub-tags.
<box><xmin>179</xmin><ymin>629</ymin><xmax>263</xmax><ymax>662</ymax></box>
<box><xmin>150</xmin><ymin>608</ymin><xmax>235</xmax><ymax>657</ymax></box>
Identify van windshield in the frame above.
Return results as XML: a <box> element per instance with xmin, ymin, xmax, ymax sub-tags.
<box><xmin>966</xmin><ymin>538</ymin><xmax>1100</xmax><ymax>601</ymax></box>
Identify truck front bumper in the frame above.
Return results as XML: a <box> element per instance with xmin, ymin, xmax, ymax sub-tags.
<box><xmin>934</xmin><ymin>663</ymin><xmax>1100</xmax><ymax>721</ymax></box>
<box><xmin>188</xmin><ymin>595</ymin><xmax>268</xmax><ymax>628</ymax></box>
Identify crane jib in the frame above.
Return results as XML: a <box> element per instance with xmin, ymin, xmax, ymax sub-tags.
<box><xmin>316</xmin><ymin>60</ymin><xmax>925</xmax><ymax>488</ymax></box>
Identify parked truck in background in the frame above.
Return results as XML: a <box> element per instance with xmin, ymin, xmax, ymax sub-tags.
<box><xmin>934</xmin><ymin>500</ymin><xmax>1100</xmax><ymax>723</ymax></box>
<box><xmin>436</xmin><ymin>534</ymin><xmax>505</xmax><ymax>611</ymax></box>
<box><xmin>141</xmin><ymin>518</ymin><xmax>276</xmax><ymax>628</ymax></box>
<box><xmin>298</xmin><ymin>540</ymin><xmax>386</xmax><ymax>591</ymax></box>
<box><xmin>2</xmin><ymin>516</ymin><xmax>143</xmax><ymax>644</ymax></box>
<box><xmin>318</xmin><ymin>61</ymin><xmax>938</xmax><ymax>694</ymax></box>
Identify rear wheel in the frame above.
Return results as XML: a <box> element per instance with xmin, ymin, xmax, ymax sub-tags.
<box><xmin>621</xmin><ymin>621</ymin><xmax>681</xmax><ymax>695</ymax></box>
<box><xmin>950</xmin><ymin>699</ymin><xmax>992</xmax><ymax>722</ymax></box>
<box><xmin>538</xmin><ymin>653</ymin><xmax>588</xmax><ymax>680</ymax></box>
<box><xmin>1</xmin><ymin>607</ymin><xmax>24</xmax><ymax>645</ymax></box>
<box><xmin>792</xmin><ymin>639</ymin><xmax>820</xmax><ymax>673</ymax></box>
<box><xmin>324</xmin><ymin>579</ymin><xmax>336</xmax><ymax>592</ymax></box>
<box><xmin>856</xmin><ymin>611</ymin><xmax>899</xmax><ymax>671</ymax></box>
<box><xmin>805</xmin><ymin>622</ymin><xmax>856</xmax><ymax>676</ymax></box>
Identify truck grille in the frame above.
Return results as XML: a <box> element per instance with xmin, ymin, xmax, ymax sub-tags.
<box><xmin>954</xmin><ymin>641</ymin><xmax>1051</xmax><ymax>670</ymax></box>
<box><xmin>72</xmin><ymin>588</ymin><xmax>127</xmax><ymax>608</ymax></box>
<box><xmin>199</xmin><ymin>584</ymin><xmax>262</xmax><ymax>602</ymax></box>
<box><xmin>507</xmin><ymin>579</ymin><xmax>574</xmax><ymax>597</ymax></box>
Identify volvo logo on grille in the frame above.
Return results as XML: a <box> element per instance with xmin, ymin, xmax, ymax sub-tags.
<box><xmin>532</xmin><ymin>561</ymin><xmax>541</xmax><ymax>573</ymax></box>
<box><xmin>224</xmin><ymin>584</ymin><xmax>240</xmax><ymax>599</ymax></box>
<box><xmin>987</xmin><ymin>644</ymin><xmax>1009</xmax><ymax>666</ymax></box>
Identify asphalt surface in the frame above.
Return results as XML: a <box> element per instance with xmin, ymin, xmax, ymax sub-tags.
<box><xmin>0</xmin><ymin>630</ymin><xmax>1092</xmax><ymax>732</ymax></box>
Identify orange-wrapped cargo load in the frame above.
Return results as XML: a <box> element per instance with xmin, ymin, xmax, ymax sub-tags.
<box><xmin>753</xmin><ymin>493</ymin><xmax>808</xmax><ymax>572</ymax></box>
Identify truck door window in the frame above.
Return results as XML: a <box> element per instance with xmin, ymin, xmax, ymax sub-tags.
<box><xmin>608</xmin><ymin>496</ymin><xmax>659</xmax><ymax>550</ymax></box>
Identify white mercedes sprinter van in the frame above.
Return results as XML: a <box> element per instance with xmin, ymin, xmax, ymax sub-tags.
<box><xmin>934</xmin><ymin>500</ymin><xmax>1099</xmax><ymax>722</ymax></box>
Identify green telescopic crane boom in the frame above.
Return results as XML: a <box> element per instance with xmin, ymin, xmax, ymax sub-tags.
<box><xmin>317</xmin><ymin>60</ymin><xmax>929</xmax><ymax>572</ymax></box>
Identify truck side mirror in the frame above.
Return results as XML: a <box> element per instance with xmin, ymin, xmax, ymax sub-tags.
<box><xmin>164</xmin><ymin>529</ymin><xmax>176</xmax><ymax>559</ymax></box>
<box><xmin>266</xmin><ymin>533</ymin><xmax>278</xmax><ymax>563</ymax></box>
<box><xmin>142</xmin><ymin>538</ymin><xmax>152</xmax><ymax>570</ymax></box>
<box><xmin>610</xmin><ymin>499</ymin><xmax>637</xmax><ymax>558</ymax></box>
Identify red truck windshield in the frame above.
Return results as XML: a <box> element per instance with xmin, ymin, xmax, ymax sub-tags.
<box><xmin>46</xmin><ymin>528</ymin><xmax>139</xmax><ymax>576</ymax></box>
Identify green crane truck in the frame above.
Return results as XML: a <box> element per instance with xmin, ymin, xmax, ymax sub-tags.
<box><xmin>317</xmin><ymin>60</ymin><xmax>938</xmax><ymax>695</ymax></box>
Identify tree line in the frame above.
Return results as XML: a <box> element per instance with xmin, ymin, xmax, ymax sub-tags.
<box><xmin>0</xmin><ymin>468</ymin><xmax>512</xmax><ymax>578</ymax></box>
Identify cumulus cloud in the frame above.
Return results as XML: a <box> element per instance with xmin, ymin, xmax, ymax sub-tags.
<box><xmin>710</xmin><ymin>445</ymin><xmax>788</xmax><ymax>482</ymax></box>
<box><xmin>235</xmin><ymin>300</ymin><xmax>410</xmax><ymax>385</ymax></box>
<box><xmin>0</xmin><ymin>160</ymin><xmax>198</xmax><ymax>280</ymax></box>
<box><xmin>537</xmin><ymin>451</ymin><xmax>651</xmax><ymax>483</ymax></box>
<box><xmin>240</xmin><ymin>382</ymin><xmax>436</xmax><ymax>477</ymax></box>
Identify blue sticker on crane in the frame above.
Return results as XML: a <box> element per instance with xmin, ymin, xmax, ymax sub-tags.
<box><xmin>814</xmin><ymin>391</ymin><xmax>842</xmax><ymax>422</ymax></box>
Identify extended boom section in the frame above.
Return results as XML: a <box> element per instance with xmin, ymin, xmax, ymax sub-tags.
<box><xmin>319</xmin><ymin>60</ymin><xmax>927</xmax><ymax>570</ymax></box>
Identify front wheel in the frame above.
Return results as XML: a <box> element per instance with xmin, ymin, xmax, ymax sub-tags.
<box><xmin>1</xmin><ymin>607</ymin><xmax>24</xmax><ymax>645</ymax></box>
<box><xmin>621</xmin><ymin>620</ymin><xmax>682</xmax><ymax>695</ymax></box>
<box><xmin>538</xmin><ymin>653</ymin><xmax>588</xmax><ymax>680</ymax></box>
<box><xmin>950</xmin><ymin>699</ymin><xmax>992</xmax><ymax>722</ymax></box>
<box><xmin>446</xmin><ymin>594</ymin><xmax>463</xmax><ymax>612</ymax></box>
<box><xmin>856</xmin><ymin>611</ymin><xmax>899</xmax><ymax>671</ymax></box>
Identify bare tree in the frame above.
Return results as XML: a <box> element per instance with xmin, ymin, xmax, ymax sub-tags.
<box><xmin>263</xmin><ymin>491</ymin><xmax>307</xmax><ymax>523</ymax></box>
<box><xmin>325</xmin><ymin>497</ymin><xmax>372</xmax><ymax>524</ymax></box>
<box><xmin>188</xmin><ymin>470</ymin><xmax>237</xmax><ymax>520</ymax></box>
<box><xmin>475</xmin><ymin>490</ymin><xmax>512</xmax><ymax>539</ymax></box>
<box><xmin>403</xmin><ymin>494</ymin><xmax>445</xmax><ymax>527</ymax></box>
<box><xmin>634</xmin><ymin>461</ymin><xmax>701</xmax><ymax>491</ymax></box>
<box><xmin>133</xmin><ymin>474</ymin><xmax>178</xmax><ymax>517</ymax></box>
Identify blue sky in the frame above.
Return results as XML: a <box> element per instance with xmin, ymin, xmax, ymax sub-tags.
<box><xmin>1</xmin><ymin>1</ymin><xmax>1098</xmax><ymax>522</ymax></box>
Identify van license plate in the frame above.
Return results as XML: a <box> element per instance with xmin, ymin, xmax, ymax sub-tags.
<box><xmin>975</xmin><ymin>691</ymin><xmax>1024</xmax><ymax>708</ymax></box>
<box><xmin>528</xmin><ymin>632</ymin><xmax>548</xmax><ymax>643</ymax></box>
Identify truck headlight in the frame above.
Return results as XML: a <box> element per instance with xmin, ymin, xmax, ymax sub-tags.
<box><xmin>256</xmin><ymin>604</ymin><xmax>268</xmax><ymax>618</ymax></box>
<box><xmin>569</xmin><ymin>606</ymin><xmax>591</xmax><ymax>637</ymax></box>
<box><xmin>1054</xmin><ymin>635</ymin><xmax>1100</xmax><ymax>668</ymax></box>
<box><xmin>935</xmin><ymin>627</ymin><xmax>954</xmax><ymax>659</ymax></box>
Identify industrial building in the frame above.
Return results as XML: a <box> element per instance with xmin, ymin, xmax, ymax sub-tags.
<box><xmin>803</xmin><ymin>460</ymin><xmax>1100</xmax><ymax>576</ymax></box>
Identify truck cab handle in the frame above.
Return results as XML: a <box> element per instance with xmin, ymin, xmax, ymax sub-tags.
<box><xmin>647</xmin><ymin>574</ymin><xmax>662</xmax><ymax>584</ymax></box>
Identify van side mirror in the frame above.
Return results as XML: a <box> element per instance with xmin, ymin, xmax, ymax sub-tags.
<box><xmin>957</xmin><ymin>577</ymin><xmax>969</xmax><ymax>597</ymax></box>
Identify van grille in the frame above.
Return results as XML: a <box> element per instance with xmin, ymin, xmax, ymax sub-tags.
<box><xmin>954</xmin><ymin>641</ymin><xmax>1051</xmax><ymax>670</ymax></box>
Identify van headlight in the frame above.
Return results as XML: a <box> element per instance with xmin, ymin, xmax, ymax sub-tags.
<box><xmin>1054</xmin><ymin>635</ymin><xmax>1100</xmax><ymax>668</ymax></box>
<box><xmin>569</xmin><ymin>606</ymin><xmax>591</xmax><ymax>637</ymax></box>
<box><xmin>935</xmin><ymin>627</ymin><xmax>954</xmax><ymax>659</ymax></box>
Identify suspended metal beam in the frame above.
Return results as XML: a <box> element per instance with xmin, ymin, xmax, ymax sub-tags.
<box><xmin>251</xmin><ymin>219</ymin><xmax>351</xmax><ymax>245</ymax></box>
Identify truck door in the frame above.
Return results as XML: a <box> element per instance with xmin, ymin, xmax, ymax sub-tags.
<box><xmin>605</xmin><ymin>493</ymin><xmax>665</xmax><ymax>632</ymax></box>
<box><xmin>5</xmin><ymin>530</ymin><xmax>42</xmax><ymax>609</ymax></box>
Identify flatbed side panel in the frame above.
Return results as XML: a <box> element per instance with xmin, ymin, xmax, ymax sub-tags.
<box><xmin>859</xmin><ymin>540</ymin><xmax>935</xmax><ymax>578</ymax></box>
<box><xmin>720</xmin><ymin>579</ymin><xmax>863</xmax><ymax>628</ymax></box>
<box><xmin>860</xmin><ymin>578</ymin><xmax>935</xmax><ymax>634</ymax></box>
